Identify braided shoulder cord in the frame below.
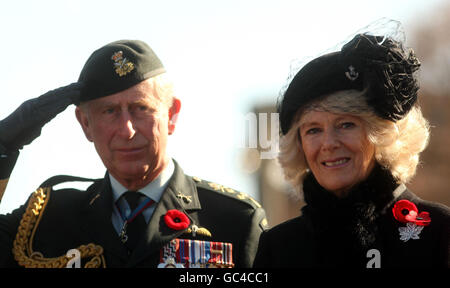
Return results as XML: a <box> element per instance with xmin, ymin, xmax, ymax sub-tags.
<box><xmin>12</xmin><ymin>187</ymin><xmax>106</xmax><ymax>268</ymax></box>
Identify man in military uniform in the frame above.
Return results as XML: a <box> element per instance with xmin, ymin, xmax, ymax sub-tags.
<box><xmin>0</xmin><ymin>40</ymin><xmax>267</xmax><ymax>268</ymax></box>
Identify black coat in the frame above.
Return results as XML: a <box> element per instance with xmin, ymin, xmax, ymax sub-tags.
<box><xmin>254</xmin><ymin>167</ymin><xmax>450</xmax><ymax>268</ymax></box>
<box><xmin>0</xmin><ymin>161</ymin><xmax>267</xmax><ymax>268</ymax></box>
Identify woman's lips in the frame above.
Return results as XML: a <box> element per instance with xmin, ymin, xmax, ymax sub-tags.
<box><xmin>321</xmin><ymin>157</ymin><xmax>351</xmax><ymax>168</ymax></box>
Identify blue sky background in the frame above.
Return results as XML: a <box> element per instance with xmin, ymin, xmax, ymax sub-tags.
<box><xmin>0</xmin><ymin>0</ymin><xmax>446</xmax><ymax>213</ymax></box>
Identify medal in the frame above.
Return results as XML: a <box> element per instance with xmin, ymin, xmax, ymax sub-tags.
<box><xmin>158</xmin><ymin>238</ymin><xmax>234</xmax><ymax>268</ymax></box>
<box><xmin>119</xmin><ymin>221</ymin><xmax>128</xmax><ymax>243</ymax></box>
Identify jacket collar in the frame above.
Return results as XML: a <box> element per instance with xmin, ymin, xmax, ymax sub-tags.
<box><xmin>110</xmin><ymin>158</ymin><xmax>175</xmax><ymax>204</ymax></box>
<box><xmin>80</xmin><ymin>173</ymin><xmax>129</xmax><ymax>262</ymax></box>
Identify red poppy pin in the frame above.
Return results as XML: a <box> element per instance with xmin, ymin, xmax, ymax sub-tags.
<box><xmin>392</xmin><ymin>200</ymin><xmax>431</xmax><ymax>242</ymax></box>
<box><xmin>164</xmin><ymin>209</ymin><xmax>190</xmax><ymax>230</ymax></box>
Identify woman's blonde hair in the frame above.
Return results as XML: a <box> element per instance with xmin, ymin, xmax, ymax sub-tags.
<box><xmin>278</xmin><ymin>89</ymin><xmax>430</xmax><ymax>193</ymax></box>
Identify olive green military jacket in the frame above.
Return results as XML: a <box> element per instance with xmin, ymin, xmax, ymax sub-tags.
<box><xmin>0</xmin><ymin>161</ymin><xmax>267</xmax><ymax>268</ymax></box>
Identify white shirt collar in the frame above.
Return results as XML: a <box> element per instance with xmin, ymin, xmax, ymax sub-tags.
<box><xmin>110</xmin><ymin>158</ymin><xmax>175</xmax><ymax>203</ymax></box>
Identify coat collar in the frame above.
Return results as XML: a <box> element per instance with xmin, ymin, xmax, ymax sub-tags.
<box><xmin>302</xmin><ymin>164</ymin><xmax>400</xmax><ymax>214</ymax></box>
<box><xmin>301</xmin><ymin>164</ymin><xmax>404</xmax><ymax>253</ymax></box>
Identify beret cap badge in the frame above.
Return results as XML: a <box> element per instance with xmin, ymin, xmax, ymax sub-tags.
<box><xmin>111</xmin><ymin>51</ymin><xmax>135</xmax><ymax>77</ymax></box>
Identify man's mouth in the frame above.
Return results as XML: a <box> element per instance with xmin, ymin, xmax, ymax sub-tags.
<box><xmin>115</xmin><ymin>147</ymin><xmax>145</xmax><ymax>154</ymax></box>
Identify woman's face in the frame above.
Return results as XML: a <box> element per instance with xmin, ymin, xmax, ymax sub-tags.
<box><xmin>299</xmin><ymin>110</ymin><xmax>376</xmax><ymax>197</ymax></box>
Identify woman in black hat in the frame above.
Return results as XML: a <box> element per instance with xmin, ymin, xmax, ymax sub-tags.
<box><xmin>253</xmin><ymin>31</ymin><xmax>450</xmax><ymax>268</ymax></box>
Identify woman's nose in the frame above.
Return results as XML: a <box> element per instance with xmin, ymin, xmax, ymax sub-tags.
<box><xmin>321</xmin><ymin>128</ymin><xmax>341</xmax><ymax>151</ymax></box>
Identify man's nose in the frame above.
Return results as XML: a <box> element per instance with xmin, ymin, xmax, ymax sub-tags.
<box><xmin>117</xmin><ymin>112</ymin><xmax>136</xmax><ymax>139</ymax></box>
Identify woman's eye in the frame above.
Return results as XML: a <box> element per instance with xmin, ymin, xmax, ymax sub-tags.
<box><xmin>340</xmin><ymin>122</ymin><xmax>355</xmax><ymax>129</ymax></box>
<box><xmin>306</xmin><ymin>128</ymin><xmax>320</xmax><ymax>135</ymax></box>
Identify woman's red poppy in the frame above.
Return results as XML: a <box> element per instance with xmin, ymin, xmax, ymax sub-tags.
<box><xmin>164</xmin><ymin>209</ymin><xmax>190</xmax><ymax>230</ymax></box>
<box><xmin>392</xmin><ymin>200</ymin><xmax>418</xmax><ymax>224</ymax></box>
<box><xmin>392</xmin><ymin>199</ymin><xmax>431</xmax><ymax>226</ymax></box>
<box><xmin>415</xmin><ymin>211</ymin><xmax>431</xmax><ymax>226</ymax></box>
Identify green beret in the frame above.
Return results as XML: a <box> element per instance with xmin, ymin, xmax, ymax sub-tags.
<box><xmin>77</xmin><ymin>40</ymin><xmax>165</xmax><ymax>104</ymax></box>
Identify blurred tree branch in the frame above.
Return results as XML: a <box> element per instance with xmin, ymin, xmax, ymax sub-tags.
<box><xmin>407</xmin><ymin>1</ymin><xmax>450</xmax><ymax>206</ymax></box>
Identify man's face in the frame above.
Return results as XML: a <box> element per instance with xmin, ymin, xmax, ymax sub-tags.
<box><xmin>76</xmin><ymin>79</ymin><xmax>180</xmax><ymax>187</ymax></box>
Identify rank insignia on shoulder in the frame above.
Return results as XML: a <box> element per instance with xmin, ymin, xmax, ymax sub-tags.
<box><xmin>111</xmin><ymin>51</ymin><xmax>135</xmax><ymax>77</ymax></box>
<box><xmin>158</xmin><ymin>239</ymin><xmax>234</xmax><ymax>268</ymax></box>
<box><xmin>208</xmin><ymin>182</ymin><xmax>235</xmax><ymax>193</ymax></box>
<box><xmin>259</xmin><ymin>217</ymin><xmax>269</xmax><ymax>230</ymax></box>
<box><xmin>207</xmin><ymin>181</ymin><xmax>262</xmax><ymax>208</ymax></box>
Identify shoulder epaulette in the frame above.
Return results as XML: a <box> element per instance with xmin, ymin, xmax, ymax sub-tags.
<box><xmin>39</xmin><ymin>175</ymin><xmax>98</xmax><ymax>188</ymax></box>
<box><xmin>191</xmin><ymin>176</ymin><xmax>262</xmax><ymax>209</ymax></box>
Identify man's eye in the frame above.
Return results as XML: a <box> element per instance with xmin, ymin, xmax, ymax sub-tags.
<box><xmin>135</xmin><ymin>105</ymin><xmax>157</xmax><ymax>114</ymax></box>
<box><xmin>138</xmin><ymin>105</ymin><xmax>148</xmax><ymax>111</ymax></box>
<box><xmin>104</xmin><ymin>108</ymin><xmax>116</xmax><ymax>114</ymax></box>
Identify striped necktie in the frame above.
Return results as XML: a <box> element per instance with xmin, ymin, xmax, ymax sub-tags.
<box><xmin>120</xmin><ymin>191</ymin><xmax>153</xmax><ymax>251</ymax></box>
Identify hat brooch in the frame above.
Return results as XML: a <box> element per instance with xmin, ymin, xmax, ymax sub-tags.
<box><xmin>345</xmin><ymin>65</ymin><xmax>359</xmax><ymax>81</ymax></box>
<box><xmin>111</xmin><ymin>51</ymin><xmax>135</xmax><ymax>77</ymax></box>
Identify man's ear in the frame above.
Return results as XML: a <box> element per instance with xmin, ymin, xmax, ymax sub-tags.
<box><xmin>75</xmin><ymin>106</ymin><xmax>93</xmax><ymax>142</ymax></box>
<box><xmin>168</xmin><ymin>97</ymin><xmax>181</xmax><ymax>135</ymax></box>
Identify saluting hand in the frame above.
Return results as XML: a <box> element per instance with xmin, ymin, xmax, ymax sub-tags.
<box><xmin>0</xmin><ymin>82</ymin><xmax>82</xmax><ymax>151</ymax></box>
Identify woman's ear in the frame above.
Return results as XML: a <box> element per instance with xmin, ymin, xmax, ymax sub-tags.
<box><xmin>75</xmin><ymin>106</ymin><xmax>93</xmax><ymax>142</ymax></box>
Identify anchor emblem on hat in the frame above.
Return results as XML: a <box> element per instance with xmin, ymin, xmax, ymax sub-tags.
<box><xmin>345</xmin><ymin>65</ymin><xmax>359</xmax><ymax>81</ymax></box>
